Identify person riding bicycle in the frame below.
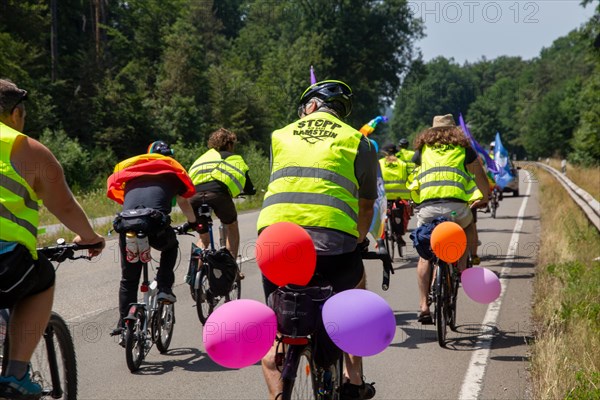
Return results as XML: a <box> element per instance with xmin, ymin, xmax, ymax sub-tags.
<box><xmin>0</xmin><ymin>79</ymin><xmax>105</xmax><ymax>399</ymax></box>
<box><xmin>256</xmin><ymin>80</ymin><xmax>378</xmax><ymax>400</ymax></box>
<box><xmin>409</xmin><ymin>114</ymin><xmax>489</xmax><ymax>324</ymax></box>
<box><xmin>106</xmin><ymin>140</ymin><xmax>198</xmax><ymax>341</ymax></box>
<box><xmin>396</xmin><ymin>137</ymin><xmax>416</xmax><ymax>174</ymax></box>
<box><xmin>188</xmin><ymin>128</ymin><xmax>256</xmax><ymax>260</ymax></box>
<box><xmin>379</xmin><ymin>143</ymin><xmax>411</xmax><ymax>245</ymax></box>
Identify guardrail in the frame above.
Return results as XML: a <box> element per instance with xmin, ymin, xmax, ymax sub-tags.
<box><xmin>535</xmin><ymin>162</ymin><xmax>600</xmax><ymax>231</ymax></box>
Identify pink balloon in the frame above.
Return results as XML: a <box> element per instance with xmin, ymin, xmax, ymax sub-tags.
<box><xmin>461</xmin><ymin>267</ymin><xmax>501</xmax><ymax>304</ymax></box>
<box><xmin>203</xmin><ymin>299</ymin><xmax>277</xmax><ymax>369</ymax></box>
<box><xmin>322</xmin><ymin>289</ymin><xmax>395</xmax><ymax>357</ymax></box>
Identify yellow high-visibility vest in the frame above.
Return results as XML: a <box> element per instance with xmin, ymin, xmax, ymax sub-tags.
<box><xmin>257</xmin><ymin>112</ymin><xmax>362</xmax><ymax>237</ymax></box>
<box><xmin>189</xmin><ymin>149</ymin><xmax>248</xmax><ymax>197</ymax></box>
<box><xmin>0</xmin><ymin>123</ymin><xmax>39</xmax><ymax>258</ymax></box>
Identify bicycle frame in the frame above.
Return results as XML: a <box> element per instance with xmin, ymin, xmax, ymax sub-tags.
<box><xmin>187</xmin><ymin>202</ymin><xmax>242</xmax><ymax>325</ymax></box>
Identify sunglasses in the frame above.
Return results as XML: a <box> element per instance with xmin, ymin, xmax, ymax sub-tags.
<box><xmin>10</xmin><ymin>90</ymin><xmax>28</xmax><ymax>114</ymax></box>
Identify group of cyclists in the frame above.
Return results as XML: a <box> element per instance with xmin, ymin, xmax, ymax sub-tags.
<box><xmin>0</xmin><ymin>76</ymin><xmax>493</xmax><ymax>400</ymax></box>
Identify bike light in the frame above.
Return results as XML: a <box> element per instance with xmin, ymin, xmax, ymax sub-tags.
<box><xmin>140</xmin><ymin>284</ymin><xmax>149</xmax><ymax>293</ymax></box>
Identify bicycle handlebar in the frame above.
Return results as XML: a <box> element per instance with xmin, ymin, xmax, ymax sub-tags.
<box><xmin>37</xmin><ymin>241</ymin><xmax>103</xmax><ymax>263</ymax></box>
<box><xmin>360</xmin><ymin>250</ymin><xmax>394</xmax><ymax>291</ymax></box>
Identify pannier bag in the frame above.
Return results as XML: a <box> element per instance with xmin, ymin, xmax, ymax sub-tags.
<box><xmin>113</xmin><ymin>207</ymin><xmax>169</xmax><ymax>234</ymax></box>
<box><xmin>268</xmin><ymin>284</ymin><xmax>333</xmax><ymax>338</ymax></box>
<box><xmin>204</xmin><ymin>248</ymin><xmax>238</xmax><ymax>296</ymax></box>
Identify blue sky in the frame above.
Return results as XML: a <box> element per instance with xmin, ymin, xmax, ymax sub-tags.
<box><xmin>413</xmin><ymin>0</ymin><xmax>597</xmax><ymax>63</ymax></box>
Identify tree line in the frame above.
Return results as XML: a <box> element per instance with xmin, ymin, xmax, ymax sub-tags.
<box><xmin>391</xmin><ymin>7</ymin><xmax>599</xmax><ymax>165</ymax></box>
<box><xmin>1</xmin><ymin>0</ymin><xmax>597</xmax><ymax>192</ymax></box>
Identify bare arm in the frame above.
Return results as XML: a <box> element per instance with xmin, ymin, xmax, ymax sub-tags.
<box><xmin>467</xmin><ymin>159</ymin><xmax>490</xmax><ymax>209</ymax></box>
<box><xmin>357</xmin><ymin>198</ymin><xmax>375</xmax><ymax>243</ymax></box>
<box><xmin>13</xmin><ymin>137</ymin><xmax>105</xmax><ymax>255</ymax></box>
<box><xmin>176</xmin><ymin>195</ymin><xmax>197</xmax><ymax>222</ymax></box>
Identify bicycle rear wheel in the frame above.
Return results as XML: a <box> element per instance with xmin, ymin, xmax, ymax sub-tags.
<box><xmin>195</xmin><ymin>268</ymin><xmax>213</xmax><ymax>325</ymax></box>
<box><xmin>125</xmin><ymin>308</ymin><xmax>146</xmax><ymax>372</ymax></box>
<box><xmin>384</xmin><ymin>219</ymin><xmax>395</xmax><ymax>260</ymax></box>
<box><xmin>434</xmin><ymin>264</ymin><xmax>448</xmax><ymax>348</ymax></box>
<box><xmin>281</xmin><ymin>346</ymin><xmax>316</xmax><ymax>400</ymax></box>
<box><xmin>225</xmin><ymin>274</ymin><xmax>242</xmax><ymax>302</ymax></box>
<box><xmin>155</xmin><ymin>303</ymin><xmax>175</xmax><ymax>353</ymax></box>
<box><xmin>26</xmin><ymin>312</ymin><xmax>78</xmax><ymax>400</ymax></box>
<box><xmin>315</xmin><ymin>357</ymin><xmax>343</xmax><ymax>400</ymax></box>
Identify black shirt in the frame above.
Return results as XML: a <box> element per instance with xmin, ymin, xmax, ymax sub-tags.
<box><xmin>123</xmin><ymin>174</ymin><xmax>187</xmax><ymax>214</ymax></box>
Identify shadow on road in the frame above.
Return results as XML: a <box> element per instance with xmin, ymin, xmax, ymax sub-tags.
<box><xmin>130</xmin><ymin>347</ymin><xmax>242</xmax><ymax>375</ymax></box>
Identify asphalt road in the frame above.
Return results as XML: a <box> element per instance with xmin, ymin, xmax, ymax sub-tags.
<box><xmin>50</xmin><ymin>169</ymin><xmax>537</xmax><ymax>399</ymax></box>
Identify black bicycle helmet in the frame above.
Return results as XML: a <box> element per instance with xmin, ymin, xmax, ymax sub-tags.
<box><xmin>382</xmin><ymin>143</ymin><xmax>398</xmax><ymax>155</ymax></box>
<box><xmin>299</xmin><ymin>80</ymin><xmax>353</xmax><ymax>118</ymax></box>
<box><xmin>147</xmin><ymin>140</ymin><xmax>174</xmax><ymax>156</ymax></box>
<box><xmin>398</xmin><ymin>138</ymin><xmax>409</xmax><ymax>148</ymax></box>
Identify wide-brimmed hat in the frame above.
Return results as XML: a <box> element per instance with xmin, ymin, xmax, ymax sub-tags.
<box><xmin>431</xmin><ymin>114</ymin><xmax>456</xmax><ymax>129</ymax></box>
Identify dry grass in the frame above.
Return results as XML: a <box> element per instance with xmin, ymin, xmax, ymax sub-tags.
<box><xmin>531</xmin><ymin>165</ymin><xmax>600</xmax><ymax>399</ymax></box>
<box><xmin>543</xmin><ymin>158</ymin><xmax>600</xmax><ymax>201</ymax></box>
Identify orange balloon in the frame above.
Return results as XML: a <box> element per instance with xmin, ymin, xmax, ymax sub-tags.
<box><xmin>255</xmin><ymin>222</ymin><xmax>316</xmax><ymax>286</ymax></box>
<box><xmin>430</xmin><ymin>221</ymin><xmax>467</xmax><ymax>263</ymax></box>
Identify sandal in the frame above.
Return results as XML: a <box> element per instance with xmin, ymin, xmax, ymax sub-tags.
<box><xmin>417</xmin><ymin>311</ymin><xmax>433</xmax><ymax>325</ymax></box>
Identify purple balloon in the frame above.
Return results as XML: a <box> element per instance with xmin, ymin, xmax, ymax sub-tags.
<box><xmin>322</xmin><ymin>289</ymin><xmax>395</xmax><ymax>357</ymax></box>
<box><xmin>203</xmin><ymin>299</ymin><xmax>277</xmax><ymax>369</ymax></box>
<box><xmin>461</xmin><ymin>267</ymin><xmax>501</xmax><ymax>304</ymax></box>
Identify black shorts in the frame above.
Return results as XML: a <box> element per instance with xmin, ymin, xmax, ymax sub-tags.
<box><xmin>262</xmin><ymin>248</ymin><xmax>365</xmax><ymax>301</ymax></box>
<box><xmin>190</xmin><ymin>190</ymin><xmax>237</xmax><ymax>229</ymax></box>
<box><xmin>0</xmin><ymin>244</ymin><xmax>55</xmax><ymax>309</ymax></box>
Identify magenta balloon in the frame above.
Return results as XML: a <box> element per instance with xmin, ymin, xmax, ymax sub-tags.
<box><xmin>321</xmin><ymin>289</ymin><xmax>395</xmax><ymax>357</ymax></box>
<box><xmin>461</xmin><ymin>267</ymin><xmax>501</xmax><ymax>304</ymax></box>
<box><xmin>203</xmin><ymin>299</ymin><xmax>277</xmax><ymax>369</ymax></box>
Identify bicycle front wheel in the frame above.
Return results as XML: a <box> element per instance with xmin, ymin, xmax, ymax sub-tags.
<box><xmin>29</xmin><ymin>312</ymin><xmax>77</xmax><ymax>400</ymax></box>
<box><xmin>434</xmin><ymin>264</ymin><xmax>448</xmax><ymax>348</ymax></box>
<box><xmin>155</xmin><ymin>303</ymin><xmax>175</xmax><ymax>353</ymax></box>
<box><xmin>125</xmin><ymin>308</ymin><xmax>145</xmax><ymax>372</ymax></box>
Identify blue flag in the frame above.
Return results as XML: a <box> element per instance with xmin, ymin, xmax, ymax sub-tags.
<box><xmin>493</xmin><ymin>132</ymin><xmax>514</xmax><ymax>189</ymax></box>
<box><xmin>458</xmin><ymin>114</ymin><xmax>498</xmax><ymax>173</ymax></box>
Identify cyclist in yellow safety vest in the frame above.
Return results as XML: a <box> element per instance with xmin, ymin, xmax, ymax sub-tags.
<box><xmin>396</xmin><ymin>137</ymin><xmax>416</xmax><ymax>174</ymax></box>
<box><xmin>408</xmin><ymin>114</ymin><xmax>489</xmax><ymax>325</ymax></box>
<box><xmin>0</xmin><ymin>79</ymin><xmax>105</xmax><ymax>399</ymax></box>
<box><xmin>257</xmin><ymin>80</ymin><xmax>378</xmax><ymax>400</ymax></box>
<box><xmin>188</xmin><ymin>128</ymin><xmax>256</xmax><ymax>259</ymax></box>
<box><xmin>380</xmin><ymin>143</ymin><xmax>412</xmax><ymax>243</ymax></box>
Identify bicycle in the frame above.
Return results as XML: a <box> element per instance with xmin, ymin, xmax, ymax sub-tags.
<box><xmin>270</xmin><ymin>283</ymin><xmax>344</xmax><ymax>400</ymax></box>
<box><xmin>382</xmin><ymin>199</ymin><xmax>410</xmax><ymax>259</ymax></box>
<box><xmin>183</xmin><ymin>202</ymin><xmax>242</xmax><ymax>325</ymax></box>
<box><xmin>1</xmin><ymin>241</ymin><xmax>100</xmax><ymax>400</ymax></box>
<box><xmin>114</xmin><ymin>227</ymin><xmax>184</xmax><ymax>373</ymax></box>
<box><xmin>428</xmin><ymin>251</ymin><xmax>473</xmax><ymax>348</ymax></box>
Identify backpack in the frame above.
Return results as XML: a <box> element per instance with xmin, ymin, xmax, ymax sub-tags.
<box><xmin>204</xmin><ymin>248</ymin><xmax>238</xmax><ymax>296</ymax></box>
<box><xmin>409</xmin><ymin>216</ymin><xmax>448</xmax><ymax>260</ymax></box>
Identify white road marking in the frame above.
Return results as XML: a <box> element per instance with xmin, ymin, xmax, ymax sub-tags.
<box><xmin>458</xmin><ymin>173</ymin><xmax>533</xmax><ymax>399</ymax></box>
